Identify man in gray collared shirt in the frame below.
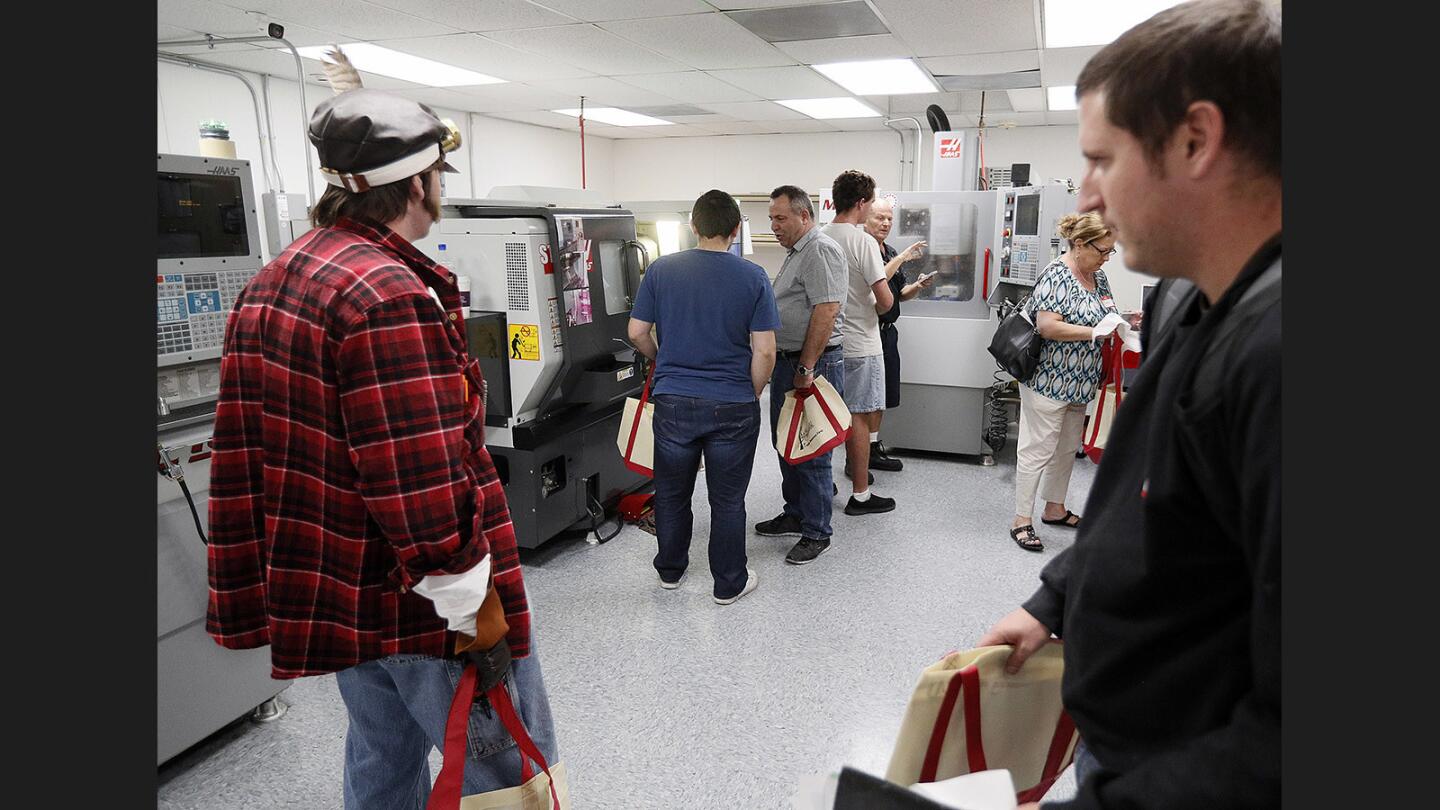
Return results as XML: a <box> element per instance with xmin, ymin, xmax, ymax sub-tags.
<box><xmin>753</xmin><ymin>185</ymin><xmax>849</xmax><ymax>566</ymax></box>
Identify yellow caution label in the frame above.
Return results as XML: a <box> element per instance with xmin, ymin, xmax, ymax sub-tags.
<box><xmin>508</xmin><ymin>324</ymin><xmax>540</xmax><ymax>361</ymax></box>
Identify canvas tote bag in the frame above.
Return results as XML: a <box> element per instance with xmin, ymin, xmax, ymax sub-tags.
<box><xmin>775</xmin><ymin>374</ymin><xmax>851</xmax><ymax>464</ymax></box>
<box><xmin>427</xmin><ymin>663</ymin><xmax>569</xmax><ymax>810</ymax></box>
<box><xmin>616</xmin><ymin>368</ymin><xmax>655</xmax><ymax>477</ymax></box>
<box><xmin>885</xmin><ymin>644</ymin><xmax>1078</xmax><ymax>804</ymax></box>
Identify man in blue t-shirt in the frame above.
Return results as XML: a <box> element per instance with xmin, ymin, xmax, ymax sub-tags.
<box><xmin>628</xmin><ymin>190</ymin><xmax>781</xmax><ymax>605</ymax></box>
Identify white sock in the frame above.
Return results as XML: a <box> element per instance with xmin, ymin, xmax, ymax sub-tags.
<box><xmin>853</xmin><ymin>489</ymin><xmax>871</xmax><ymax>501</ymax></box>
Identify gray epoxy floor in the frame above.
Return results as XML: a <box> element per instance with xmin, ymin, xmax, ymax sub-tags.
<box><xmin>158</xmin><ymin>399</ymin><xmax>1092</xmax><ymax>809</ymax></box>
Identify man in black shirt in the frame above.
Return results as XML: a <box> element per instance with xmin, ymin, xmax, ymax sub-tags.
<box><xmin>977</xmin><ymin>2</ymin><xmax>1281</xmax><ymax>807</ymax></box>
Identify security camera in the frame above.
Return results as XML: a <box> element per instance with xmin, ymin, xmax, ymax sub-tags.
<box><xmin>268</xmin><ymin>22</ymin><xmax>285</xmax><ymax>39</ymax></box>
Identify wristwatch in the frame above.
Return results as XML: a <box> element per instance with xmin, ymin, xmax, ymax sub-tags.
<box><xmin>795</xmin><ymin>363</ymin><xmax>814</xmax><ymax>377</ymax></box>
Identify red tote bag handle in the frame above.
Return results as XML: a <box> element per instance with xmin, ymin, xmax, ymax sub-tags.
<box><xmin>918</xmin><ymin>664</ymin><xmax>988</xmax><ymax>783</ymax></box>
<box><xmin>428</xmin><ymin>663</ymin><xmax>561</xmax><ymax>810</ymax></box>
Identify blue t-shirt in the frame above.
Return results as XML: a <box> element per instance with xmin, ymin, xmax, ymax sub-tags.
<box><xmin>1025</xmin><ymin>259</ymin><xmax>1117</xmax><ymax>403</ymax></box>
<box><xmin>630</xmin><ymin>249</ymin><xmax>781</xmax><ymax>403</ymax></box>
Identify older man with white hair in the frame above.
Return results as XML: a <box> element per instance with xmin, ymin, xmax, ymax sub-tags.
<box><xmin>862</xmin><ymin>195</ymin><xmax>930</xmax><ymax>471</ymax></box>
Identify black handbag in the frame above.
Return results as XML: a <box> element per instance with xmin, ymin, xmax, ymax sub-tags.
<box><xmin>988</xmin><ymin>297</ymin><xmax>1041</xmax><ymax>381</ymax></box>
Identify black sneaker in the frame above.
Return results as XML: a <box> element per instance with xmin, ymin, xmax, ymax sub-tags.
<box><xmin>755</xmin><ymin>513</ymin><xmax>803</xmax><ymax>537</ymax></box>
<box><xmin>869</xmin><ymin>441</ymin><xmax>903</xmax><ymax>472</ymax></box>
<box><xmin>844</xmin><ymin>494</ymin><xmax>897</xmax><ymax>515</ymax></box>
<box><xmin>785</xmin><ymin>536</ymin><xmax>831</xmax><ymax>565</ymax></box>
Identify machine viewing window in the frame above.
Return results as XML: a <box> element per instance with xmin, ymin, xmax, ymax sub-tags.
<box><xmin>158</xmin><ymin>172</ymin><xmax>250</xmax><ymax>259</ymax></box>
<box><xmin>1015</xmin><ymin>194</ymin><xmax>1040</xmax><ymax>236</ymax></box>
<box><xmin>902</xmin><ymin>202</ymin><xmax>979</xmax><ymax>304</ymax></box>
<box><xmin>597</xmin><ymin>240</ymin><xmax>630</xmax><ymax>315</ymax></box>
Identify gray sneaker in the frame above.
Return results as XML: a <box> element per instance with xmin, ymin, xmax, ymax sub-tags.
<box><xmin>713</xmin><ymin>569</ymin><xmax>758</xmax><ymax>605</ymax></box>
<box><xmin>785</xmin><ymin>536</ymin><xmax>831</xmax><ymax>565</ymax></box>
<box><xmin>658</xmin><ymin>571</ymin><xmax>686</xmax><ymax>590</ymax></box>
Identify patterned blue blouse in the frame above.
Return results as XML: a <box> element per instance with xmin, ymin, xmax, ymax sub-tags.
<box><xmin>1024</xmin><ymin>259</ymin><xmax>1117</xmax><ymax>403</ymax></box>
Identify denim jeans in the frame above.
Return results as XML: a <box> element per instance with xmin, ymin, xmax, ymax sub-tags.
<box><xmin>333</xmin><ymin>639</ymin><xmax>559</xmax><ymax>810</ymax></box>
<box><xmin>769</xmin><ymin>347</ymin><xmax>845</xmax><ymax>540</ymax></box>
<box><xmin>651</xmin><ymin>394</ymin><xmax>761</xmax><ymax>599</ymax></box>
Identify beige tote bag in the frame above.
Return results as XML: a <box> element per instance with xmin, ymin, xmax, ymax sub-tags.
<box><xmin>885</xmin><ymin>643</ymin><xmax>1078</xmax><ymax>804</ymax></box>
<box><xmin>616</xmin><ymin>369</ymin><xmax>654</xmax><ymax>477</ymax></box>
<box><xmin>775</xmin><ymin>374</ymin><xmax>851</xmax><ymax>464</ymax></box>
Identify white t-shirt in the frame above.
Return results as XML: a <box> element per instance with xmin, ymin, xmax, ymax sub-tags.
<box><xmin>822</xmin><ymin>221</ymin><xmax>886</xmax><ymax>357</ymax></box>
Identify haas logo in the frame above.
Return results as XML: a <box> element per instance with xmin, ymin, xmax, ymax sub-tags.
<box><xmin>938</xmin><ymin>137</ymin><xmax>962</xmax><ymax>159</ymax></box>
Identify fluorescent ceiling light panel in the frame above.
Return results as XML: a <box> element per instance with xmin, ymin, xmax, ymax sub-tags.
<box><xmin>775</xmin><ymin>97</ymin><xmax>880</xmax><ymax>119</ymax></box>
<box><xmin>811</xmin><ymin>58</ymin><xmax>938</xmax><ymax>96</ymax></box>
<box><xmin>1047</xmin><ymin>85</ymin><xmax>1078</xmax><ymax>111</ymax></box>
<box><xmin>1042</xmin><ymin>1</ymin><xmax>1187</xmax><ymax>48</ymax></box>
<box><xmin>296</xmin><ymin>43</ymin><xmax>504</xmax><ymax>87</ymax></box>
<box><xmin>1007</xmin><ymin>88</ymin><xmax>1045</xmax><ymax>112</ymax></box>
<box><xmin>553</xmin><ymin>108</ymin><xmax>674</xmax><ymax>126</ymax></box>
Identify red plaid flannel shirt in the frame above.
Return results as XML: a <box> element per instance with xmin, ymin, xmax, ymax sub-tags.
<box><xmin>207</xmin><ymin>217</ymin><xmax>531</xmax><ymax>678</ymax></box>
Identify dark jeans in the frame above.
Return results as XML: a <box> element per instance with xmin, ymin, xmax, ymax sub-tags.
<box><xmin>769</xmin><ymin>347</ymin><xmax>845</xmax><ymax>540</ymax></box>
<box><xmin>651</xmin><ymin>394</ymin><xmax>761</xmax><ymax>599</ymax></box>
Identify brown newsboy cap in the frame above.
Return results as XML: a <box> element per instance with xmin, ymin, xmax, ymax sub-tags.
<box><xmin>308</xmin><ymin>89</ymin><xmax>461</xmax><ymax>193</ymax></box>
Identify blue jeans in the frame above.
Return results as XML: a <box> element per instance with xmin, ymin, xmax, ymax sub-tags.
<box><xmin>652</xmin><ymin>394</ymin><xmax>761</xmax><ymax>599</ymax></box>
<box><xmin>769</xmin><ymin>347</ymin><xmax>845</xmax><ymax>540</ymax></box>
<box><xmin>333</xmin><ymin>643</ymin><xmax>559</xmax><ymax>810</ymax></box>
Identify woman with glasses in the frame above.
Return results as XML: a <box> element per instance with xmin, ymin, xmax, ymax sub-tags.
<box><xmin>1009</xmin><ymin>211</ymin><xmax>1119</xmax><ymax>552</ymax></box>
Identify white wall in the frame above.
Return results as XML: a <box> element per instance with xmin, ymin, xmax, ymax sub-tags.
<box><xmin>157</xmin><ymin>60</ymin><xmax>613</xmax><ymax>262</ymax></box>
<box><xmin>612</xmin><ymin>125</ymin><xmax>1155</xmax><ymax>310</ymax></box>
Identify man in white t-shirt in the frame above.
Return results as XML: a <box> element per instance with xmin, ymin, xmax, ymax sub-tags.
<box><xmin>821</xmin><ymin>170</ymin><xmax>896</xmax><ymax>515</ymax></box>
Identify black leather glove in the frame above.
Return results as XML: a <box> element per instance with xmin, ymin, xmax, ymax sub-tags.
<box><xmin>464</xmin><ymin>638</ymin><xmax>512</xmax><ymax>696</ymax></box>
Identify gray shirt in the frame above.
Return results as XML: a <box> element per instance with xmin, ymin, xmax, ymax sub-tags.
<box><xmin>772</xmin><ymin>225</ymin><xmax>848</xmax><ymax>352</ymax></box>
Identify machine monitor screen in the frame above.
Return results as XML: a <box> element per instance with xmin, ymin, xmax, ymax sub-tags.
<box><xmin>1015</xmin><ymin>194</ymin><xmax>1041</xmax><ymax>236</ymax></box>
<box><xmin>158</xmin><ymin>172</ymin><xmax>250</xmax><ymax>259</ymax></box>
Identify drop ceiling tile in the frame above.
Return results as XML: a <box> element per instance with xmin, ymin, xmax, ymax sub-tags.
<box><xmin>696</xmin><ymin>100</ymin><xmax>808</xmax><ymax>121</ymax></box>
<box><xmin>600</xmin><ymin>13</ymin><xmax>794</xmax><ymax>70</ymax></box>
<box><xmin>1045</xmin><ymin>110</ymin><xmax>1079</xmax><ymax>126</ymax></box>
<box><xmin>158</xmin><ymin>23</ymin><xmax>198</xmax><ymax>41</ymax></box>
<box><xmin>828</xmin><ymin>117</ymin><xmax>891</xmax><ymax>131</ymax></box>
<box><xmin>617</xmin><ymin>124</ymin><xmax>715</xmax><ymax>137</ymax></box>
<box><xmin>373</xmin><ymin>0</ymin><xmax>580</xmax><ymax>31</ymax></box>
<box><xmin>529</xmin><ymin>76</ymin><xmax>680</xmax><ymax>108</ymax></box>
<box><xmin>230</xmin><ymin>1</ymin><xmax>459</xmax><ymax>41</ymax></box>
<box><xmin>870</xmin><ymin>0</ymin><xmax>1037</xmax><ymax>57</ymax></box>
<box><xmin>536</xmin><ymin>0</ymin><xmax>712</xmax><ymax>22</ymax></box>
<box><xmin>664</xmin><ymin>114</ymin><xmax>735</xmax><ymax>125</ymax></box>
<box><xmin>865</xmin><ymin>92</ymin><xmax>959</xmax><ymax>116</ymax></box>
<box><xmin>956</xmin><ymin>90</ymin><xmax>1014</xmax><ymax>113</ymax></box>
<box><xmin>773</xmin><ymin>34</ymin><xmax>914</xmax><ymax>63</ymax></box>
<box><xmin>444</xmin><ymin>83</ymin><xmax>589</xmax><ymax>113</ymax></box>
<box><xmin>767</xmin><ymin>120</ymin><xmax>841</xmax><ymax>133</ymax></box>
<box><xmin>484</xmin><ymin>24</ymin><xmax>691</xmax><ymax>76</ymax></box>
<box><xmin>1040</xmin><ymin>46</ymin><xmax>1106</xmax><ymax>87</ymax></box>
<box><xmin>385</xmin><ymin>87</ymin><xmax>480</xmax><ymax>112</ymax></box>
<box><xmin>182</xmin><ymin>47</ymin><xmax>334</xmax><ymax>81</ymax></box>
<box><xmin>921</xmin><ymin>50</ymin><xmax>1041</xmax><ymax>76</ymax></box>
<box><xmin>159</xmin><ymin>0</ymin><xmax>265</xmax><ymax>38</ymax></box>
<box><xmin>489</xmin><ymin>110</ymin><xmax>583</xmax><ymax>130</ymax></box>
<box><xmin>375</xmin><ymin>34</ymin><xmax>595</xmax><ymax>82</ymax></box>
<box><xmin>612</xmin><ymin>71</ymin><xmax>760</xmax><ymax>104</ymax></box>
<box><xmin>705</xmin><ymin>66</ymin><xmax>846</xmax><ymax>99</ymax></box>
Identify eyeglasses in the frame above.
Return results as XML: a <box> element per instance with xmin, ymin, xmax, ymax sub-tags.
<box><xmin>1088</xmin><ymin>241</ymin><xmax>1117</xmax><ymax>258</ymax></box>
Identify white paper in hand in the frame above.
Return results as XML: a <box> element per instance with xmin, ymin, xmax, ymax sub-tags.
<box><xmin>1092</xmin><ymin>311</ymin><xmax>1126</xmax><ymax>340</ymax></box>
<box><xmin>909</xmin><ymin>769</ymin><xmax>1019</xmax><ymax>810</ymax></box>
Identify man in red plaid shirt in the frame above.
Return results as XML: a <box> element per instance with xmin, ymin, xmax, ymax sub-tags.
<box><xmin>207</xmin><ymin>88</ymin><xmax>560</xmax><ymax>807</ymax></box>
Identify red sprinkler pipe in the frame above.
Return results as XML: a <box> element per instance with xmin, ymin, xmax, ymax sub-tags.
<box><xmin>579</xmin><ymin>96</ymin><xmax>587</xmax><ymax>189</ymax></box>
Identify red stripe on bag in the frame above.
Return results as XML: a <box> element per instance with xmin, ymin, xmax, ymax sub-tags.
<box><xmin>808</xmin><ymin>380</ymin><xmax>850</xmax><ymax>445</ymax></box>
<box><xmin>427</xmin><ymin>665</ymin><xmax>562</xmax><ymax>810</ymax></box>
<box><xmin>782</xmin><ymin>386</ymin><xmax>810</xmax><ymax>458</ymax></box>
<box><xmin>428</xmin><ymin>664</ymin><xmax>478</xmax><ymax>810</ymax></box>
<box><xmin>959</xmin><ymin>665</ymin><xmax>988</xmax><ymax>774</ymax></box>
<box><xmin>489</xmin><ymin>681</ymin><xmax>561</xmax><ymax>810</ymax></box>
<box><xmin>919</xmin><ymin>668</ymin><xmax>967</xmax><ymax>782</ymax></box>
<box><xmin>623</xmin><ymin>369</ymin><xmax>654</xmax><ymax>467</ymax></box>
<box><xmin>1015</xmin><ymin>710</ymin><xmax>1077</xmax><ymax>803</ymax></box>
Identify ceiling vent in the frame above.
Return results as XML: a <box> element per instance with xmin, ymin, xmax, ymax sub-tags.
<box><xmin>936</xmin><ymin>70</ymin><xmax>1042</xmax><ymax>91</ymax></box>
<box><xmin>727</xmin><ymin>1</ymin><xmax>889</xmax><ymax>43</ymax></box>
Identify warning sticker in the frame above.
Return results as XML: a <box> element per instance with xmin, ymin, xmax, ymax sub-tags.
<box><xmin>508</xmin><ymin>324</ymin><xmax>540</xmax><ymax>361</ymax></box>
<box><xmin>547</xmin><ymin>298</ymin><xmax>563</xmax><ymax>349</ymax></box>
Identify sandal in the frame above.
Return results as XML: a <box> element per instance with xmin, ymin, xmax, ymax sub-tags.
<box><xmin>1010</xmin><ymin>524</ymin><xmax>1043</xmax><ymax>552</ymax></box>
<box><xmin>1041</xmin><ymin>510</ymin><xmax>1081</xmax><ymax>528</ymax></box>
